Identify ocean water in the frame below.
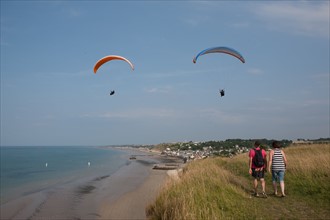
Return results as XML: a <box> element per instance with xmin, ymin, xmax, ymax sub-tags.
<box><xmin>0</xmin><ymin>146</ymin><xmax>131</xmax><ymax>204</ymax></box>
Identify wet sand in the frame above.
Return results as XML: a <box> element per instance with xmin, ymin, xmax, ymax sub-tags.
<box><xmin>100</xmin><ymin>168</ymin><xmax>169</xmax><ymax>219</ymax></box>
<box><xmin>1</xmin><ymin>151</ymin><xmax>182</xmax><ymax>220</ymax></box>
<box><xmin>99</xmin><ymin>153</ymin><xmax>183</xmax><ymax>219</ymax></box>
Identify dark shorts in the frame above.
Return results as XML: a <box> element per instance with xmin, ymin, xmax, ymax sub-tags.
<box><xmin>252</xmin><ymin>168</ymin><xmax>265</xmax><ymax>179</ymax></box>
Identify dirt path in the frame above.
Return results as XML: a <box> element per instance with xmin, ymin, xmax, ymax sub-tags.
<box><xmin>231</xmin><ymin>173</ymin><xmax>329</xmax><ymax>219</ymax></box>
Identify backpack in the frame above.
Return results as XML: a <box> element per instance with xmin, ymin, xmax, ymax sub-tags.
<box><xmin>253</xmin><ymin>149</ymin><xmax>264</xmax><ymax>167</ymax></box>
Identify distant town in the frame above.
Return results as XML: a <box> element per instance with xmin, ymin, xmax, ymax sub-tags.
<box><xmin>111</xmin><ymin>138</ymin><xmax>330</xmax><ymax>160</ymax></box>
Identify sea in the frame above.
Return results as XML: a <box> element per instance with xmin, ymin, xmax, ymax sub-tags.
<box><xmin>0</xmin><ymin>146</ymin><xmax>132</xmax><ymax>205</ymax></box>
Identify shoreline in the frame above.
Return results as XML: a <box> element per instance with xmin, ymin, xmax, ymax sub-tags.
<box><xmin>1</xmin><ymin>149</ymin><xmax>183</xmax><ymax>220</ymax></box>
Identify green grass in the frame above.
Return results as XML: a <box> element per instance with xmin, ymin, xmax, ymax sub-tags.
<box><xmin>147</xmin><ymin>143</ymin><xmax>330</xmax><ymax>220</ymax></box>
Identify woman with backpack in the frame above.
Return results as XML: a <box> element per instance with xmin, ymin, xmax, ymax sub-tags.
<box><xmin>268</xmin><ymin>141</ymin><xmax>288</xmax><ymax>197</ymax></box>
<box><xmin>248</xmin><ymin>140</ymin><xmax>268</xmax><ymax>197</ymax></box>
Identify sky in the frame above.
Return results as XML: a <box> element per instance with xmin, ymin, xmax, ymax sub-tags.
<box><xmin>1</xmin><ymin>1</ymin><xmax>329</xmax><ymax>146</ymax></box>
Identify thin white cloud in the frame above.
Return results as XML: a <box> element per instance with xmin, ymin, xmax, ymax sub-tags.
<box><xmin>310</xmin><ymin>72</ymin><xmax>330</xmax><ymax>82</ymax></box>
<box><xmin>142</xmin><ymin>69</ymin><xmax>213</xmax><ymax>79</ymax></box>
<box><xmin>0</xmin><ymin>18</ymin><xmax>14</xmax><ymax>47</ymax></box>
<box><xmin>182</xmin><ymin>15</ymin><xmax>210</xmax><ymax>27</ymax></box>
<box><xmin>231</xmin><ymin>21</ymin><xmax>250</xmax><ymax>29</ymax></box>
<box><xmin>145</xmin><ymin>86</ymin><xmax>172</xmax><ymax>94</ymax></box>
<box><xmin>0</xmin><ymin>40</ymin><xmax>10</xmax><ymax>47</ymax></box>
<box><xmin>82</xmin><ymin>107</ymin><xmax>246</xmax><ymax>125</ymax></box>
<box><xmin>60</xmin><ymin>6</ymin><xmax>84</xmax><ymax>18</ymax></box>
<box><xmin>83</xmin><ymin>108</ymin><xmax>177</xmax><ymax>119</ymax></box>
<box><xmin>301</xmin><ymin>99</ymin><xmax>329</xmax><ymax>108</ymax></box>
<box><xmin>254</xmin><ymin>2</ymin><xmax>329</xmax><ymax>38</ymax></box>
<box><xmin>247</xmin><ymin>68</ymin><xmax>264</xmax><ymax>75</ymax></box>
<box><xmin>68</xmin><ymin>8</ymin><xmax>82</xmax><ymax>17</ymax></box>
<box><xmin>198</xmin><ymin>108</ymin><xmax>245</xmax><ymax>124</ymax></box>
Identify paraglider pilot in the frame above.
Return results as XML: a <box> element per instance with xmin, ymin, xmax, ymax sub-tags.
<box><xmin>219</xmin><ymin>89</ymin><xmax>225</xmax><ymax>97</ymax></box>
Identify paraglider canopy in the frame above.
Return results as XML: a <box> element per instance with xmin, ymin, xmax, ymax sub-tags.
<box><xmin>93</xmin><ymin>55</ymin><xmax>134</xmax><ymax>96</ymax></box>
<box><xmin>193</xmin><ymin>46</ymin><xmax>245</xmax><ymax>64</ymax></box>
<box><xmin>93</xmin><ymin>55</ymin><xmax>134</xmax><ymax>74</ymax></box>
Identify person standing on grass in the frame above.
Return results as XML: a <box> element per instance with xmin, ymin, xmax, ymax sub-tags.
<box><xmin>249</xmin><ymin>140</ymin><xmax>267</xmax><ymax>197</ymax></box>
<box><xmin>268</xmin><ymin>141</ymin><xmax>287</xmax><ymax>197</ymax></box>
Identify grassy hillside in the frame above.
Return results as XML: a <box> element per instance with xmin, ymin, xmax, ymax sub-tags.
<box><xmin>147</xmin><ymin>143</ymin><xmax>330</xmax><ymax>219</ymax></box>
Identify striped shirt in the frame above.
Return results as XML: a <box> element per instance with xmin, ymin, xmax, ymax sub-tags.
<box><xmin>272</xmin><ymin>149</ymin><xmax>286</xmax><ymax>171</ymax></box>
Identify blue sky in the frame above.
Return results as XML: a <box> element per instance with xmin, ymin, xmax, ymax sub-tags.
<box><xmin>1</xmin><ymin>1</ymin><xmax>329</xmax><ymax>146</ymax></box>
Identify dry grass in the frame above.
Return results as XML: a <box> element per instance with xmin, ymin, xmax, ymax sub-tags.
<box><xmin>147</xmin><ymin>143</ymin><xmax>330</xmax><ymax>220</ymax></box>
<box><xmin>284</xmin><ymin>144</ymin><xmax>330</xmax><ymax>201</ymax></box>
<box><xmin>147</xmin><ymin>159</ymin><xmax>253</xmax><ymax>220</ymax></box>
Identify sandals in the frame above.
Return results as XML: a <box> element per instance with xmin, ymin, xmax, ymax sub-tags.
<box><xmin>261</xmin><ymin>192</ymin><xmax>268</xmax><ymax>198</ymax></box>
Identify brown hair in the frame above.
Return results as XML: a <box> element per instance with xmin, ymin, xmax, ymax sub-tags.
<box><xmin>254</xmin><ymin>140</ymin><xmax>261</xmax><ymax>146</ymax></box>
<box><xmin>272</xmin><ymin>141</ymin><xmax>281</xmax><ymax>148</ymax></box>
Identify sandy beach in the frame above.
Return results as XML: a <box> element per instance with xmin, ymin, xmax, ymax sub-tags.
<box><xmin>98</xmin><ymin>152</ymin><xmax>183</xmax><ymax>220</ymax></box>
<box><xmin>100</xmin><ymin>167</ymin><xmax>169</xmax><ymax>219</ymax></box>
<box><xmin>1</xmin><ymin>150</ymin><xmax>183</xmax><ymax>220</ymax></box>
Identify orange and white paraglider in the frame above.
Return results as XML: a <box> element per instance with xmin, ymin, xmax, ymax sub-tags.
<box><xmin>93</xmin><ymin>55</ymin><xmax>134</xmax><ymax>96</ymax></box>
<box><xmin>93</xmin><ymin>55</ymin><xmax>134</xmax><ymax>74</ymax></box>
